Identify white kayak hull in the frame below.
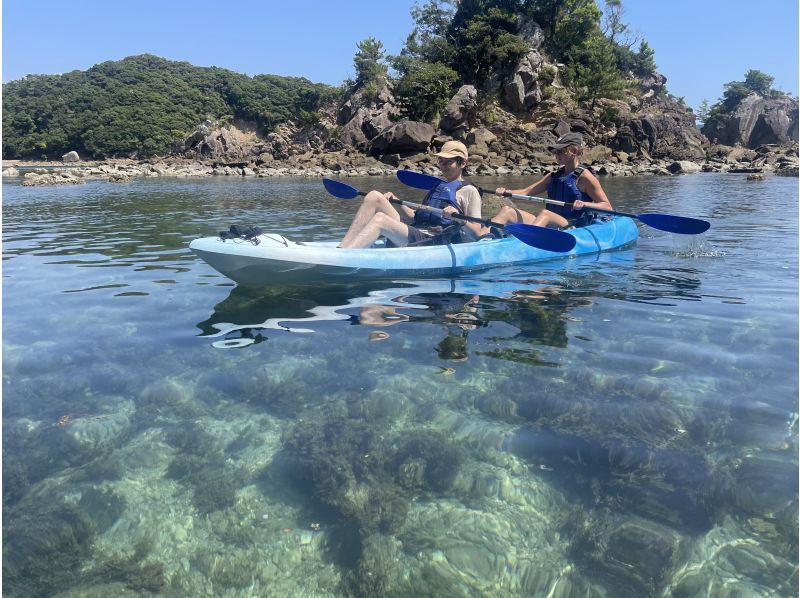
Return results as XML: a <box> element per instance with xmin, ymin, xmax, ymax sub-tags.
<box><xmin>190</xmin><ymin>217</ymin><xmax>639</xmax><ymax>285</ymax></box>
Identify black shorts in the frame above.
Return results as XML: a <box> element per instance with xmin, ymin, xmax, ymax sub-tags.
<box><xmin>407</xmin><ymin>226</ymin><xmax>430</xmax><ymax>244</ymax></box>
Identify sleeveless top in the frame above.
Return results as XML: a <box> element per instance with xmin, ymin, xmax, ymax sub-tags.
<box><xmin>547</xmin><ymin>166</ymin><xmax>596</xmax><ymax>225</ymax></box>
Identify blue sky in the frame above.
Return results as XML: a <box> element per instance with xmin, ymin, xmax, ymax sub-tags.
<box><xmin>2</xmin><ymin>0</ymin><xmax>797</xmax><ymax>111</ymax></box>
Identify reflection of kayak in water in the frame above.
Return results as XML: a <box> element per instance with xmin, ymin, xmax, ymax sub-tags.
<box><xmin>189</xmin><ymin>217</ymin><xmax>638</xmax><ymax>285</ymax></box>
<box><xmin>197</xmin><ymin>262</ymin><xmax>623</xmax><ymax>348</ymax></box>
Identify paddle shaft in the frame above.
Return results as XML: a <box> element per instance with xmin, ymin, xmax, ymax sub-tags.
<box><xmin>355</xmin><ymin>189</ymin><xmax>508</xmax><ymax>230</ymax></box>
<box><xmin>481</xmin><ymin>188</ymin><xmax>710</xmax><ymax>235</ymax></box>
<box><xmin>484</xmin><ymin>188</ymin><xmax>637</xmax><ymax>218</ymax></box>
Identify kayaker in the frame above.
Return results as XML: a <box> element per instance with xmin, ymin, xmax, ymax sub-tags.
<box><xmin>486</xmin><ymin>132</ymin><xmax>613</xmax><ymax>231</ymax></box>
<box><xmin>338</xmin><ymin>140</ymin><xmax>482</xmax><ymax>248</ymax></box>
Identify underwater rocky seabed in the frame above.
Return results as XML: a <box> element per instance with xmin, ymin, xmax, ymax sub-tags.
<box><xmin>2</xmin><ymin>174</ymin><xmax>798</xmax><ymax>596</ymax></box>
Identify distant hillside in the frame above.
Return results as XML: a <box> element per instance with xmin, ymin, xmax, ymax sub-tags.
<box><xmin>2</xmin><ymin>54</ymin><xmax>337</xmax><ymax>159</ymax></box>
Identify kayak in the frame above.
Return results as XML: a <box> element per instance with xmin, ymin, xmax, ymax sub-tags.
<box><xmin>190</xmin><ymin>216</ymin><xmax>638</xmax><ymax>285</ymax></box>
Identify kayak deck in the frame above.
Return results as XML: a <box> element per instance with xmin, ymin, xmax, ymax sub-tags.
<box><xmin>190</xmin><ymin>217</ymin><xmax>638</xmax><ymax>284</ymax></box>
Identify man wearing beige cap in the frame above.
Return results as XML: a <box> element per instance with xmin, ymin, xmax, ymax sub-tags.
<box><xmin>339</xmin><ymin>140</ymin><xmax>482</xmax><ymax>248</ymax></box>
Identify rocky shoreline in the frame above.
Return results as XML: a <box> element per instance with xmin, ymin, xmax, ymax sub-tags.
<box><xmin>4</xmin><ymin>140</ymin><xmax>798</xmax><ymax>187</ymax></box>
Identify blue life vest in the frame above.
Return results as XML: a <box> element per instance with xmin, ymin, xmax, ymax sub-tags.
<box><xmin>413</xmin><ymin>179</ymin><xmax>465</xmax><ymax>227</ymax></box>
<box><xmin>547</xmin><ymin>166</ymin><xmax>594</xmax><ymax>224</ymax></box>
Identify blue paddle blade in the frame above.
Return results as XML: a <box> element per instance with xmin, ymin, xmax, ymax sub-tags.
<box><xmin>505</xmin><ymin>223</ymin><xmax>577</xmax><ymax>253</ymax></box>
<box><xmin>322</xmin><ymin>178</ymin><xmax>361</xmax><ymax>200</ymax></box>
<box><xmin>396</xmin><ymin>169</ymin><xmax>445</xmax><ymax>190</ymax></box>
<box><xmin>636</xmin><ymin>213</ymin><xmax>710</xmax><ymax>235</ymax></box>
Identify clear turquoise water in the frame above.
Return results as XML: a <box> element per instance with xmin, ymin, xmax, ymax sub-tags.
<box><xmin>3</xmin><ymin>173</ymin><xmax>798</xmax><ymax>596</ymax></box>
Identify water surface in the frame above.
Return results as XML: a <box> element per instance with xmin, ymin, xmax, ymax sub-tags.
<box><xmin>3</xmin><ymin>173</ymin><xmax>798</xmax><ymax>596</ymax></box>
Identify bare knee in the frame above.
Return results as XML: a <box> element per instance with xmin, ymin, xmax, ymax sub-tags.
<box><xmin>534</xmin><ymin>210</ymin><xmax>565</xmax><ymax>228</ymax></box>
<box><xmin>497</xmin><ymin>205</ymin><xmax>519</xmax><ymax>222</ymax></box>
<box><xmin>364</xmin><ymin>190</ymin><xmax>386</xmax><ymax>206</ymax></box>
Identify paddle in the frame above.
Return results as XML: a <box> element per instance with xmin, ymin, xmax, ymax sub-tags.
<box><xmin>322</xmin><ymin>178</ymin><xmax>577</xmax><ymax>252</ymax></box>
<box><xmin>396</xmin><ymin>169</ymin><xmax>445</xmax><ymax>190</ymax></box>
<box><xmin>396</xmin><ymin>169</ymin><xmax>711</xmax><ymax>235</ymax></box>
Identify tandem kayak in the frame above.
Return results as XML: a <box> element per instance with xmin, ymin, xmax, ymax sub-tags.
<box><xmin>190</xmin><ymin>216</ymin><xmax>638</xmax><ymax>285</ymax></box>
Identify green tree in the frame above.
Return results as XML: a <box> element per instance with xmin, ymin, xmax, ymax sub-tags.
<box><xmin>551</xmin><ymin>0</ymin><xmax>603</xmax><ymax>62</ymax></box>
<box><xmin>393</xmin><ymin>61</ymin><xmax>459</xmax><ymax>122</ymax></box>
<box><xmin>353</xmin><ymin>38</ymin><xmax>389</xmax><ymax>87</ymax></box>
<box><xmin>523</xmin><ymin>0</ymin><xmax>563</xmax><ymax>43</ymax></box>
<box><xmin>524</xmin><ymin>0</ymin><xmax>603</xmax><ymax>63</ymax></box>
<box><xmin>571</xmin><ymin>38</ymin><xmax>628</xmax><ymax>109</ymax></box>
<box><xmin>695</xmin><ymin>99</ymin><xmax>710</xmax><ymax>126</ymax></box>
<box><xmin>450</xmin><ymin>4</ymin><xmax>529</xmax><ymax>88</ymax></box>
<box><xmin>399</xmin><ymin>0</ymin><xmax>458</xmax><ymax>67</ymax></box>
<box><xmin>630</xmin><ymin>40</ymin><xmax>656</xmax><ymax>77</ymax></box>
<box><xmin>743</xmin><ymin>69</ymin><xmax>775</xmax><ymax>96</ymax></box>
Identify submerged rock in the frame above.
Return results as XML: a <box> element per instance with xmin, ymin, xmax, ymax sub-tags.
<box><xmin>274</xmin><ymin>417</ymin><xmax>465</xmax><ymax>560</ymax></box>
<box><xmin>3</xmin><ymin>502</ymin><xmax>96</xmax><ymax>597</ymax></box>
<box><xmin>668</xmin><ymin>518</ymin><xmax>798</xmax><ymax>596</ymax></box>
<box><xmin>58</xmin><ymin>401</ymin><xmax>134</xmax><ymax>464</ymax></box>
<box><xmin>570</xmin><ymin>516</ymin><xmax>685</xmax><ymax>595</ymax></box>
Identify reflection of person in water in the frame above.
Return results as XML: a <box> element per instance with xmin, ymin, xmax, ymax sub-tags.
<box><xmin>355</xmin><ymin>285</ymin><xmax>594</xmax><ymax>364</ymax></box>
<box><xmin>357</xmin><ymin>304</ymin><xmax>410</xmax><ymax>327</ymax></box>
<box><xmin>504</xmin><ymin>286</ymin><xmax>592</xmax><ymax>348</ymax></box>
<box><xmin>436</xmin><ymin>295</ymin><xmax>480</xmax><ymax>361</ymax></box>
<box><xmin>356</xmin><ymin>294</ymin><xmax>482</xmax><ymax>361</ymax></box>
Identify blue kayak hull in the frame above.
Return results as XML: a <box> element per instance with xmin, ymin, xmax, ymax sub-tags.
<box><xmin>190</xmin><ymin>217</ymin><xmax>638</xmax><ymax>285</ymax></box>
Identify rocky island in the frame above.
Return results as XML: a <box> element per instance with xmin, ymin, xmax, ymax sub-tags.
<box><xmin>3</xmin><ymin>4</ymin><xmax>797</xmax><ymax>185</ymax></box>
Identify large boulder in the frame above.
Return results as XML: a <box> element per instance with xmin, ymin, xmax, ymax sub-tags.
<box><xmin>639</xmin><ymin>73</ymin><xmax>667</xmax><ymax>103</ymax></box>
<box><xmin>62</xmin><ymin>151</ymin><xmax>80</xmax><ymax>163</ymax></box>
<box><xmin>182</xmin><ymin>121</ymin><xmax>256</xmax><ymax>159</ymax></box>
<box><xmin>337</xmin><ymin>80</ymin><xmax>401</xmax><ymax>149</ymax></box>
<box><xmin>465</xmin><ymin>128</ymin><xmax>497</xmax><ymax>158</ymax></box>
<box><xmin>610</xmin><ymin>94</ymin><xmax>706</xmax><ymax>161</ymax></box>
<box><xmin>517</xmin><ymin>17</ymin><xmax>545</xmax><ymax>49</ymax></box>
<box><xmin>438</xmin><ymin>85</ymin><xmax>478</xmax><ymax>138</ymax></box>
<box><xmin>503</xmin><ymin>50</ymin><xmax>546</xmax><ymax>112</ymax></box>
<box><xmin>338</xmin><ymin>107</ymin><xmax>371</xmax><ymax>148</ymax></box>
<box><xmin>370</xmin><ymin>120</ymin><xmax>435</xmax><ymax>156</ymax></box>
<box><xmin>703</xmin><ymin>93</ymin><xmax>799</xmax><ymax>148</ymax></box>
<box><xmin>666</xmin><ymin>160</ymin><xmax>703</xmax><ymax>174</ymax></box>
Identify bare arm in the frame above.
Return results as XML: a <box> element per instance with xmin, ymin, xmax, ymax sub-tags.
<box><xmin>496</xmin><ymin>174</ymin><xmax>551</xmax><ymax>197</ymax></box>
<box><xmin>384</xmin><ymin>191</ymin><xmax>416</xmax><ymax>221</ymax></box>
<box><xmin>575</xmin><ymin>171</ymin><xmax>613</xmax><ymax>211</ymax></box>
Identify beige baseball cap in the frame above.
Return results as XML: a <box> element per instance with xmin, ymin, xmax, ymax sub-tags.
<box><xmin>435</xmin><ymin>140</ymin><xmax>468</xmax><ymax>160</ymax></box>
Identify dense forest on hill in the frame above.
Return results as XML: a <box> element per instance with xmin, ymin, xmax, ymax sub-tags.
<box><xmin>2</xmin><ymin>54</ymin><xmax>337</xmax><ymax>159</ymax></box>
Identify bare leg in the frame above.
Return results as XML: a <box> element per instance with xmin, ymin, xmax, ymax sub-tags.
<box><xmin>340</xmin><ymin>191</ymin><xmax>403</xmax><ymax>247</ymax></box>
<box><xmin>533</xmin><ymin>209</ymin><xmax>569</xmax><ymax>229</ymax></box>
<box><xmin>340</xmin><ymin>212</ymin><xmax>412</xmax><ymax>249</ymax></box>
<box><xmin>479</xmin><ymin>205</ymin><xmax>536</xmax><ymax>236</ymax></box>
